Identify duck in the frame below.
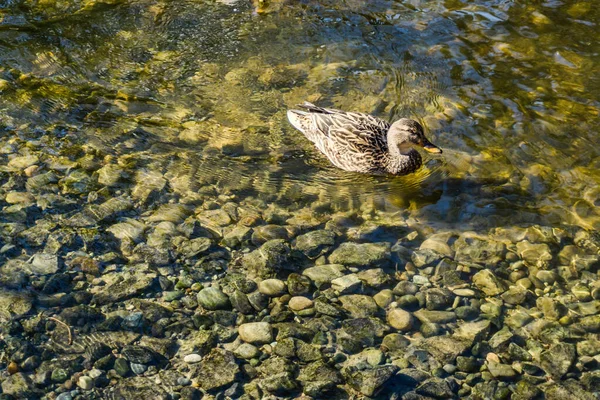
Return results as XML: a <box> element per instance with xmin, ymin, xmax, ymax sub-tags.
<box><xmin>287</xmin><ymin>102</ymin><xmax>442</xmax><ymax>175</ymax></box>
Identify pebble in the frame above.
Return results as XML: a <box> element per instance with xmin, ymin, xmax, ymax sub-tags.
<box><xmin>184</xmin><ymin>354</ymin><xmax>203</xmax><ymax>363</ymax></box>
<box><xmin>387</xmin><ymin>308</ymin><xmax>414</xmax><ymax>331</ymax></box>
<box><xmin>234</xmin><ymin>343</ymin><xmax>260</xmax><ymax>359</ymax></box>
<box><xmin>197</xmin><ymin>287</ymin><xmax>231</xmax><ymax>310</ymax></box>
<box><xmin>258</xmin><ymin>279</ymin><xmax>287</xmax><ymax>296</ymax></box>
<box><xmin>288</xmin><ymin>296</ymin><xmax>313</xmax><ymax>311</ymax></box>
<box><xmin>77</xmin><ymin>376</ymin><xmax>94</xmax><ymax>390</ymax></box>
<box><xmin>239</xmin><ymin>322</ymin><xmax>273</xmax><ymax>344</ymax></box>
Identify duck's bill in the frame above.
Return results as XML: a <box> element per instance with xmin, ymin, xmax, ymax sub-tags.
<box><xmin>423</xmin><ymin>143</ymin><xmax>443</xmax><ymax>154</ymax></box>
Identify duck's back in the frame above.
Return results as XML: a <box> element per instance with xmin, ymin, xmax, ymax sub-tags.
<box><xmin>287</xmin><ymin>103</ymin><xmax>391</xmax><ymax>173</ymax></box>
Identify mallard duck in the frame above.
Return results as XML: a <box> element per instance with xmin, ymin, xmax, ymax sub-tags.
<box><xmin>287</xmin><ymin>102</ymin><xmax>442</xmax><ymax>175</ymax></box>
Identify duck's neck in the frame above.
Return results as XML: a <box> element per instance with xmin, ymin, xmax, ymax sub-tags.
<box><xmin>386</xmin><ymin>143</ymin><xmax>422</xmax><ymax>175</ymax></box>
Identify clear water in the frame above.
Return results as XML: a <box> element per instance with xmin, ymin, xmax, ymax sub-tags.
<box><xmin>0</xmin><ymin>0</ymin><xmax>599</xmax><ymax>230</ymax></box>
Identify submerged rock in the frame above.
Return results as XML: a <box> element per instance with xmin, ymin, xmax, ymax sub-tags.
<box><xmin>472</xmin><ymin>269</ymin><xmax>507</xmax><ymax>296</ymax></box>
<box><xmin>329</xmin><ymin>242</ymin><xmax>391</xmax><ymax>267</ymax></box>
<box><xmin>190</xmin><ymin>348</ymin><xmax>239</xmax><ymax>391</ymax></box>
<box><xmin>242</xmin><ymin>239</ymin><xmax>291</xmax><ymax>278</ymax></box>
<box><xmin>293</xmin><ymin>229</ymin><xmax>336</xmax><ymax>258</ymax></box>
<box><xmin>345</xmin><ymin>365</ymin><xmax>398</xmax><ymax>397</ymax></box>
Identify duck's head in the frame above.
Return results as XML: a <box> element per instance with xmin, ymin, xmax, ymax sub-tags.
<box><xmin>388</xmin><ymin>118</ymin><xmax>442</xmax><ymax>155</ymax></box>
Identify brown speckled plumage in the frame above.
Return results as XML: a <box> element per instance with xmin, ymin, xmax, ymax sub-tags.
<box><xmin>287</xmin><ymin>102</ymin><xmax>442</xmax><ymax>175</ymax></box>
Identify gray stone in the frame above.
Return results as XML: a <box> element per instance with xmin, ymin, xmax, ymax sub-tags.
<box><xmin>345</xmin><ymin>365</ymin><xmax>398</xmax><ymax>397</ymax></box>
<box><xmin>373</xmin><ymin>289</ymin><xmax>394</xmax><ymax>308</ymax></box>
<box><xmin>331</xmin><ymin>274</ymin><xmax>362</xmax><ymax>294</ymax></box>
<box><xmin>234</xmin><ymin>343</ymin><xmax>260</xmax><ymax>359</ymax></box>
<box><xmin>222</xmin><ymin>226</ymin><xmax>252</xmax><ymax>248</ymax></box>
<box><xmin>517</xmin><ymin>240</ymin><xmax>553</xmax><ymax>268</ymax></box>
<box><xmin>259</xmin><ymin>371</ymin><xmax>298</xmax><ymax>395</ymax></box>
<box><xmin>242</xmin><ymin>239</ymin><xmax>291</xmax><ymax>278</ymax></box>
<box><xmin>387</xmin><ymin>308</ymin><xmax>414</xmax><ymax>331</ymax></box>
<box><xmin>183</xmin><ymin>354</ymin><xmax>202</xmax><ymax>363</ymax></box>
<box><xmin>177</xmin><ymin>330</ymin><xmax>217</xmax><ymax>357</ymax></box>
<box><xmin>177</xmin><ymin>237</ymin><xmax>211</xmax><ymax>258</ymax></box>
<box><xmin>382</xmin><ymin>333</ymin><xmax>410</xmax><ymax>351</ymax></box>
<box><xmin>29</xmin><ymin>253</ymin><xmax>60</xmax><ymax>274</ymax></box>
<box><xmin>501</xmin><ymin>285</ymin><xmax>528</xmax><ymax>305</ymax></box>
<box><xmin>416</xmin><ymin>377</ymin><xmax>455</xmax><ymax>398</ymax></box>
<box><xmin>107</xmin><ymin>218</ymin><xmax>147</xmax><ymax>242</ymax></box>
<box><xmin>339</xmin><ymin>295</ymin><xmax>379</xmax><ymax>318</ymax></box>
<box><xmin>329</xmin><ymin>242</ymin><xmax>391</xmax><ymax>267</ymax></box>
<box><xmin>540</xmin><ymin>343</ymin><xmax>575</xmax><ymax>379</ymax></box>
<box><xmin>453</xmin><ymin>320</ymin><xmax>491</xmax><ymax>344</ymax></box>
<box><xmin>577</xmin><ymin>339</ymin><xmax>600</xmax><ymax>357</ymax></box>
<box><xmin>286</xmin><ymin>273</ymin><xmax>312</xmax><ymax>296</ymax></box>
<box><xmin>229</xmin><ymin>290</ymin><xmax>254</xmax><ymax>314</ymax></box>
<box><xmin>454</xmin><ymin>234</ymin><xmax>506</xmax><ymax>266</ymax></box>
<box><xmin>472</xmin><ymin>269</ymin><xmax>507</xmax><ymax>296</ymax></box>
<box><xmin>92</xmin><ymin>272</ymin><xmax>156</xmax><ymax>305</ymax></box>
<box><xmin>487</xmin><ymin>362</ymin><xmax>517</xmax><ymax>380</ymax></box>
<box><xmin>293</xmin><ymin>229</ymin><xmax>336</xmax><ymax>258</ymax></box>
<box><xmin>356</xmin><ymin>268</ymin><xmax>390</xmax><ymax>288</ymax></box>
<box><xmin>413</xmin><ymin>309</ymin><xmax>456</xmax><ymax>324</ymax></box>
<box><xmin>424</xmin><ymin>288</ymin><xmax>454</xmax><ymax>310</ymax></box>
<box><xmin>258</xmin><ymin>278</ymin><xmax>287</xmax><ymax>296</ymax></box>
<box><xmin>393</xmin><ymin>281</ymin><xmax>418</xmax><ymax>296</ymax></box>
<box><xmin>537</xmin><ymin>297</ymin><xmax>567</xmax><ymax>321</ymax></box>
<box><xmin>411</xmin><ymin>249</ymin><xmax>444</xmax><ymax>268</ymax></box>
<box><xmin>251</xmin><ymin>224</ymin><xmax>290</xmax><ymax>246</ymax></box>
<box><xmin>421</xmin><ymin>336</ymin><xmax>470</xmax><ymax>364</ymax></box>
<box><xmin>190</xmin><ymin>348</ymin><xmax>239</xmax><ymax>391</ymax></box>
<box><xmin>0</xmin><ymin>290</ymin><xmax>33</xmax><ymax>323</ymax></box>
<box><xmin>197</xmin><ymin>287</ymin><xmax>231</xmax><ymax>310</ymax></box>
<box><xmin>489</xmin><ymin>327</ymin><xmax>513</xmax><ymax>351</ymax></box>
<box><xmin>239</xmin><ymin>322</ymin><xmax>273</xmax><ymax>344</ymax></box>
<box><xmin>1</xmin><ymin>372</ymin><xmax>37</xmax><ymax>398</ymax></box>
<box><xmin>302</xmin><ymin>264</ymin><xmax>346</xmax><ymax>287</ymax></box>
<box><xmin>77</xmin><ymin>375</ymin><xmax>94</xmax><ymax>390</ymax></box>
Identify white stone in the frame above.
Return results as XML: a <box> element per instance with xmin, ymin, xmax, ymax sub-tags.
<box><xmin>183</xmin><ymin>354</ymin><xmax>202</xmax><ymax>363</ymax></box>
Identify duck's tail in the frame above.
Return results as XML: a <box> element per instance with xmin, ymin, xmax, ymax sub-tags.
<box><xmin>287</xmin><ymin>109</ymin><xmax>311</xmax><ymax>134</ymax></box>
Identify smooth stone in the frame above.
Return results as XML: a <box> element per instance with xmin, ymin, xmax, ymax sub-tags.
<box><xmin>373</xmin><ymin>289</ymin><xmax>394</xmax><ymax>308</ymax></box>
<box><xmin>288</xmin><ymin>296</ymin><xmax>313</xmax><ymax>311</ymax></box>
<box><xmin>77</xmin><ymin>376</ymin><xmax>94</xmax><ymax>390</ymax></box>
<box><xmin>487</xmin><ymin>362</ymin><xmax>517</xmax><ymax>380</ymax></box>
<box><xmin>387</xmin><ymin>308</ymin><xmax>414</xmax><ymax>331</ymax></box>
<box><xmin>365</xmin><ymin>349</ymin><xmax>385</xmax><ymax>366</ymax></box>
<box><xmin>413</xmin><ymin>309</ymin><xmax>456</xmax><ymax>324</ymax></box>
<box><xmin>381</xmin><ymin>333</ymin><xmax>410</xmax><ymax>351</ymax></box>
<box><xmin>328</xmin><ymin>242</ymin><xmax>390</xmax><ymax>266</ymax></box>
<box><xmin>184</xmin><ymin>354</ymin><xmax>203</xmax><ymax>363</ymax></box>
<box><xmin>5</xmin><ymin>192</ymin><xmax>35</xmax><ymax>205</ymax></box>
<box><xmin>234</xmin><ymin>343</ymin><xmax>260</xmax><ymax>359</ymax></box>
<box><xmin>239</xmin><ymin>322</ymin><xmax>273</xmax><ymax>344</ymax></box>
<box><xmin>393</xmin><ymin>281</ymin><xmax>418</xmax><ymax>296</ymax></box>
<box><xmin>197</xmin><ymin>287</ymin><xmax>231</xmax><ymax>310</ymax></box>
<box><xmin>258</xmin><ymin>279</ymin><xmax>287</xmax><ymax>296</ymax></box>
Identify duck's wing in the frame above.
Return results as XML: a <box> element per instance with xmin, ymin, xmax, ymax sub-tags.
<box><xmin>296</xmin><ymin>103</ymin><xmax>391</xmax><ymax>172</ymax></box>
<box><xmin>297</xmin><ymin>102</ymin><xmax>390</xmax><ymax>144</ymax></box>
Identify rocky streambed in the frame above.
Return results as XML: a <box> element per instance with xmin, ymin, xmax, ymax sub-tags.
<box><xmin>1</xmin><ymin>129</ymin><xmax>600</xmax><ymax>400</ymax></box>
